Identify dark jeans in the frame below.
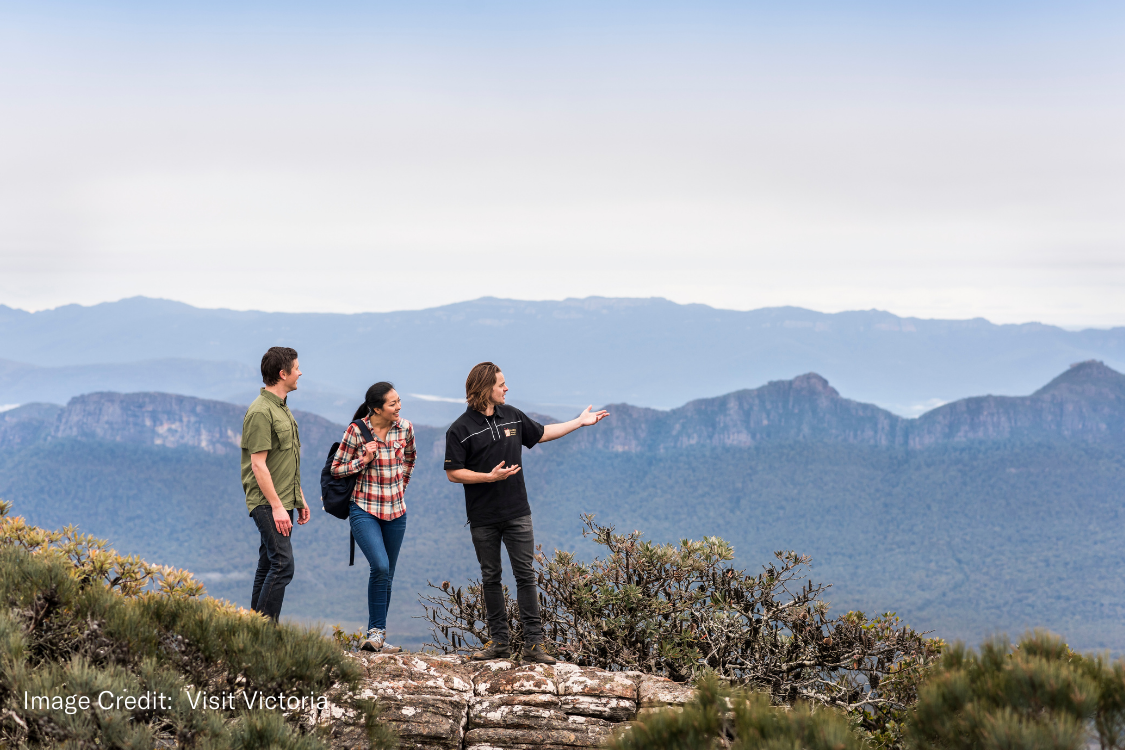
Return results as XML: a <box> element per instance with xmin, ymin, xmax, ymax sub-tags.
<box><xmin>350</xmin><ymin>503</ymin><xmax>408</xmax><ymax>631</ymax></box>
<box><xmin>470</xmin><ymin>514</ymin><xmax>542</xmax><ymax>645</ymax></box>
<box><xmin>250</xmin><ymin>505</ymin><xmax>295</xmax><ymax>621</ymax></box>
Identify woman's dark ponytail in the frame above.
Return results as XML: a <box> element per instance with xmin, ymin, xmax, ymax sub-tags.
<box><xmin>352</xmin><ymin>381</ymin><xmax>396</xmax><ymax>421</ymax></box>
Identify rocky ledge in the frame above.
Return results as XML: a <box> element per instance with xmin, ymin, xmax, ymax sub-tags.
<box><xmin>314</xmin><ymin>652</ymin><xmax>695</xmax><ymax>750</ymax></box>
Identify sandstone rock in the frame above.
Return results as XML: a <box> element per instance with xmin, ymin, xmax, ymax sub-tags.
<box><xmin>470</xmin><ymin>701</ymin><xmax>570</xmax><ymax>730</ymax></box>
<box><xmin>637</xmin><ymin>675</ymin><xmax>695</xmax><ymax>708</ymax></box>
<box><xmin>322</xmin><ymin>651</ymin><xmax>694</xmax><ymax>749</ymax></box>
<box><xmin>472</xmin><ymin>663</ymin><xmax>557</xmax><ymax>696</ymax></box>
<box><xmin>377</xmin><ymin>693</ymin><xmax>469</xmax><ymax>748</ymax></box>
<box><xmin>463</xmin><ymin>720</ymin><xmax>614</xmax><ymax>748</ymax></box>
<box><xmin>353</xmin><ymin>652</ymin><xmax>474</xmax><ymax>696</ymax></box>
<box><xmin>470</xmin><ymin>696</ymin><xmax>615</xmax><ymax>730</ymax></box>
<box><xmin>553</xmin><ymin>663</ymin><xmax>639</xmax><ymax>700</ymax></box>
<box><xmin>473</xmin><ymin>693</ymin><xmax>562</xmax><ymax>715</ymax></box>
<box><xmin>559</xmin><ymin>695</ymin><xmax>636</xmax><ymax>721</ymax></box>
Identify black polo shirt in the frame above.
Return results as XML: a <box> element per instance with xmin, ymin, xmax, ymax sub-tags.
<box><xmin>444</xmin><ymin>404</ymin><xmax>545</xmax><ymax>526</ymax></box>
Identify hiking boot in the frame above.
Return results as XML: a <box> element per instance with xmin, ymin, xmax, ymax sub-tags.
<box><xmin>470</xmin><ymin>640</ymin><xmax>511</xmax><ymax>661</ymax></box>
<box><xmin>359</xmin><ymin>628</ymin><xmax>385</xmax><ymax>653</ymax></box>
<box><xmin>521</xmin><ymin>643</ymin><xmax>557</xmax><ymax>665</ymax></box>
<box><xmin>380</xmin><ymin>641</ymin><xmax>403</xmax><ymax>654</ymax></box>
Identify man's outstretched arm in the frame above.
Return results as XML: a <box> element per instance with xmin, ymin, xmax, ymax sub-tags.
<box><xmin>539</xmin><ymin>405</ymin><xmax>610</xmax><ymax>443</ymax></box>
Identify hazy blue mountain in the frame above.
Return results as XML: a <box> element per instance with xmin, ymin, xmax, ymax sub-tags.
<box><xmin>0</xmin><ymin>358</ymin><xmax>255</xmax><ymax>405</ymax></box>
<box><xmin>2</xmin><ymin>364</ymin><xmax>1124</xmax><ymax>653</ymax></box>
<box><xmin>0</xmin><ymin>357</ymin><xmax>469</xmax><ymax>427</ymax></box>
<box><xmin>565</xmin><ymin>360</ymin><xmax>1125</xmax><ymax>452</ymax></box>
<box><xmin>2</xmin><ymin>296</ymin><xmax>1125</xmax><ymax>423</ymax></box>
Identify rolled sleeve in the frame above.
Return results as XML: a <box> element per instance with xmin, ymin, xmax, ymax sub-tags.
<box><xmin>330</xmin><ymin>424</ymin><xmax>366</xmax><ymax>478</ymax></box>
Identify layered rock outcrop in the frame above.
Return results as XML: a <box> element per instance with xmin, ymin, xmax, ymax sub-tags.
<box><xmin>314</xmin><ymin>652</ymin><xmax>695</xmax><ymax>750</ymax></box>
<box><xmin>5</xmin><ymin>391</ymin><xmax>346</xmax><ymax>457</ymax></box>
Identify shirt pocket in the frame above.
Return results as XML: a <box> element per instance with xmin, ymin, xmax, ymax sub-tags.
<box><xmin>274</xmin><ymin>421</ymin><xmax>294</xmax><ymax>451</ymax></box>
<box><xmin>392</xmin><ymin>443</ymin><xmax>404</xmax><ymax>477</ymax></box>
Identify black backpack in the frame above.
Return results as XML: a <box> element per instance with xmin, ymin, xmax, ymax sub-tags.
<box><xmin>320</xmin><ymin>419</ymin><xmax>374</xmax><ymax>566</ymax></box>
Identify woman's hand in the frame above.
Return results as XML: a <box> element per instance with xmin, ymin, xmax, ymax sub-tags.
<box><xmin>361</xmin><ymin>443</ymin><xmax>378</xmax><ymax>466</ymax></box>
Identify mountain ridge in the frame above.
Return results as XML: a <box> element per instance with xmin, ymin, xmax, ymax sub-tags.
<box><xmin>4</xmin><ymin>360</ymin><xmax>1125</xmax><ymax>652</ymax></box>
<box><xmin>5</xmin><ymin>361</ymin><xmax>1123</xmax><ymax>457</ymax></box>
<box><xmin>3</xmin><ymin>296</ymin><xmax>1125</xmax><ymax>424</ymax></box>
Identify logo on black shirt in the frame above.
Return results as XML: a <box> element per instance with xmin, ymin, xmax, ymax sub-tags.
<box><xmin>504</xmin><ymin>428</ymin><xmax>516</xmax><ymax>437</ymax></box>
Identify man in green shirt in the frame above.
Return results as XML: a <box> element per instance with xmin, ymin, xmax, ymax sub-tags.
<box><xmin>241</xmin><ymin>346</ymin><xmax>310</xmax><ymax>620</ymax></box>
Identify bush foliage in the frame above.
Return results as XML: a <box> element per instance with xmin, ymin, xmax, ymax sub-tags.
<box><xmin>610</xmin><ymin>631</ymin><xmax>1125</xmax><ymax>750</ymax></box>
<box><xmin>420</xmin><ymin>514</ymin><xmax>942</xmax><ymax>741</ymax></box>
<box><xmin>908</xmin><ymin>631</ymin><xmax>1125</xmax><ymax>750</ymax></box>
<box><xmin>0</xmin><ymin>499</ymin><xmax>395</xmax><ymax>749</ymax></box>
<box><xmin>610</xmin><ymin>675</ymin><xmax>863</xmax><ymax>750</ymax></box>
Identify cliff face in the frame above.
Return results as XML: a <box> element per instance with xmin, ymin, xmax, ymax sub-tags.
<box><xmin>562</xmin><ymin>361</ymin><xmax>1125</xmax><ymax>453</ymax></box>
<box><xmin>1</xmin><ymin>392</ymin><xmax>350</xmax><ymax>459</ymax></box>
<box><xmin>908</xmin><ymin>360</ymin><xmax>1125</xmax><ymax>447</ymax></box>
<box><xmin>0</xmin><ymin>403</ymin><xmax>62</xmax><ymax>448</ymax></box>
<box><xmin>3</xmin><ymin>361</ymin><xmax>1123</xmax><ymax>458</ymax></box>
<box><xmin>52</xmin><ymin>392</ymin><xmax>246</xmax><ymax>454</ymax></box>
<box><xmin>570</xmin><ymin>374</ymin><xmax>906</xmax><ymax>452</ymax></box>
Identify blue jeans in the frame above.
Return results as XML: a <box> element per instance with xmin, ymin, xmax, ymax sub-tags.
<box><xmin>349</xmin><ymin>503</ymin><xmax>407</xmax><ymax>631</ymax></box>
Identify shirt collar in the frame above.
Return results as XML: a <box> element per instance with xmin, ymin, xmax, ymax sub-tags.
<box><xmin>364</xmin><ymin>416</ymin><xmax>402</xmax><ymax>432</ymax></box>
<box><xmin>466</xmin><ymin>403</ymin><xmax>505</xmax><ymax>424</ymax></box>
<box><xmin>260</xmin><ymin>388</ymin><xmax>288</xmax><ymax>408</ymax></box>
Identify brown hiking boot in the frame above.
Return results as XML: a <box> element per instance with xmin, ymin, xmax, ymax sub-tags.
<box><xmin>470</xmin><ymin>640</ymin><xmax>511</xmax><ymax>661</ymax></box>
<box><xmin>521</xmin><ymin>643</ymin><xmax>557</xmax><ymax>665</ymax></box>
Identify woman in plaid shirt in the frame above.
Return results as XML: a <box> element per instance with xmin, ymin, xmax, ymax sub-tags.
<box><xmin>330</xmin><ymin>381</ymin><xmax>416</xmax><ymax>653</ymax></box>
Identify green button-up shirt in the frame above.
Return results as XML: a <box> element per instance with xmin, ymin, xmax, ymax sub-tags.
<box><xmin>241</xmin><ymin>388</ymin><xmax>305</xmax><ymax>514</ymax></box>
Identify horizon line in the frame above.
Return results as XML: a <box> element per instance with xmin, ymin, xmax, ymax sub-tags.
<box><xmin>3</xmin><ymin>294</ymin><xmax>1121</xmax><ymax>332</ymax></box>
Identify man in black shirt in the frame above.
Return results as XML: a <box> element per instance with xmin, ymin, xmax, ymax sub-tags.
<box><xmin>445</xmin><ymin>361</ymin><xmax>609</xmax><ymax>663</ymax></box>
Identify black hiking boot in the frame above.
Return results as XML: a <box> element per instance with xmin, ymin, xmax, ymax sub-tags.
<box><xmin>521</xmin><ymin>643</ymin><xmax>557</xmax><ymax>665</ymax></box>
<box><xmin>470</xmin><ymin>640</ymin><xmax>511</xmax><ymax>661</ymax></box>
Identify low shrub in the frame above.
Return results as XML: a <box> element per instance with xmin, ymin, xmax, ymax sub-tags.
<box><xmin>610</xmin><ymin>675</ymin><xmax>862</xmax><ymax>750</ymax></box>
<box><xmin>0</xmin><ymin>499</ymin><xmax>396</xmax><ymax>749</ymax></box>
<box><xmin>420</xmin><ymin>514</ymin><xmax>941</xmax><ymax>742</ymax></box>
<box><xmin>909</xmin><ymin>631</ymin><xmax>1125</xmax><ymax>750</ymax></box>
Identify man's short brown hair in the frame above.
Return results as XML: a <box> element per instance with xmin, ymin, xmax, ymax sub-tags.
<box><xmin>465</xmin><ymin>362</ymin><xmax>501</xmax><ymax>412</ymax></box>
<box><xmin>261</xmin><ymin>346</ymin><xmax>299</xmax><ymax>386</ymax></box>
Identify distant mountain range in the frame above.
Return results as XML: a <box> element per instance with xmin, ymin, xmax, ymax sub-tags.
<box><xmin>3</xmin><ymin>363</ymin><xmax>1125</xmax><ymax>653</ymax></box>
<box><xmin>6</xmin><ymin>360</ymin><xmax>1121</xmax><ymax>458</ymax></box>
<box><xmin>573</xmin><ymin>360</ymin><xmax>1125</xmax><ymax>451</ymax></box>
<box><xmin>2</xmin><ymin>296</ymin><xmax>1124</xmax><ymax>424</ymax></box>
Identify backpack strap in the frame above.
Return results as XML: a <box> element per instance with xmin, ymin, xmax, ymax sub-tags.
<box><xmin>348</xmin><ymin>419</ymin><xmax>372</xmax><ymax>568</ymax></box>
<box><xmin>352</xmin><ymin>419</ymin><xmax>374</xmax><ymax>444</ymax></box>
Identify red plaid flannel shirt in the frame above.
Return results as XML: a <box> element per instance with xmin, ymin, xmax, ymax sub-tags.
<box><xmin>330</xmin><ymin>418</ymin><xmax>416</xmax><ymax>520</ymax></box>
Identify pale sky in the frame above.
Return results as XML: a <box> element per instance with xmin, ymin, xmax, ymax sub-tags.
<box><xmin>1</xmin><ymin>1</ymin><xmax>1123</xmax><ymax>326</ymax></box>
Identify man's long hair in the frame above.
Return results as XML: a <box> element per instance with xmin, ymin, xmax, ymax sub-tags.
<box><xmin>465</xmin><ymin>362</ymin><xmax>501</xmax><ymax>413</ymax></box>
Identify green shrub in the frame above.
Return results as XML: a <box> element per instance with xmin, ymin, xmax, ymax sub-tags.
<box><xmin>1074</xmin><ymin>650</ymin><xmax>1125</xmax><ymax>750</ymax></box>
<box><xmin>908</xmin><ymin>631</ymin><xmax>1105</xmax><ymax>750</ymax></box>
<box><xmin>421</xmin><ymin>514</ymin><xmax>941</xmax><ymax>743</ymax></box>
<box><xmin>610</xmin><ymin>674</ymin><xmax>863</xmax><ymax>750</ymax></box>
<box><xmin>0</xmin><ymin>499</ymin><xmax>396</xmax><ymax>749</ymax></box>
